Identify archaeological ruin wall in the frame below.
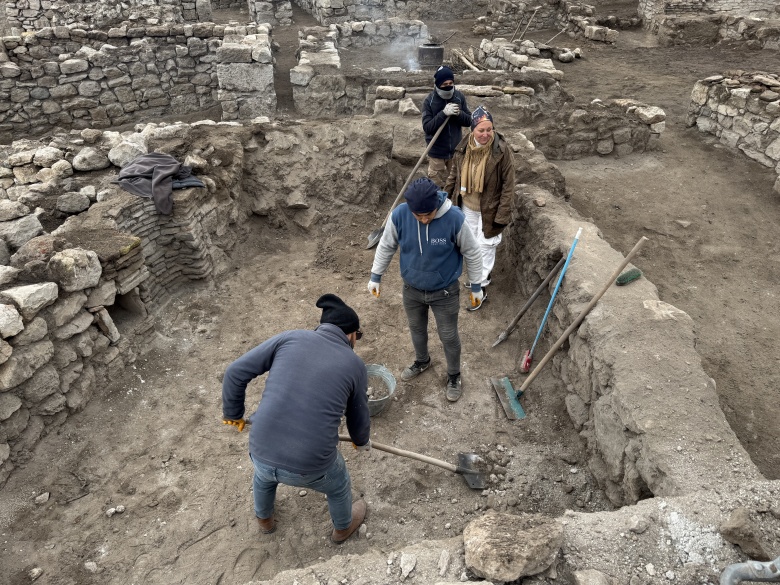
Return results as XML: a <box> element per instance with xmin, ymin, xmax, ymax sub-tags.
<box><xmin>0</xmin><ymin>0</ymin><xmax>185</xmax><ymax>35</ymax></box>
<box><xmin>639</xmin><ymin>0</ymin><xmax>779</xmax><ymax>19</ymax></box>
<box><xmin>0</xmin><ymin>22</ymin><xmax>275</xmax><ymax>142</ymax></box>
<box><xmin>688</xmin><ymin>71</ymin><xmax>780</xmax><ymax>195</ymax></box>
<box><xmin>648</xmin><ymin>13</ymin><xmax>780</xmax><ymax>48</ymax></box>
<box><xmin>293</xmin><ymin>0</ymin><xmax>482</xmax><ymax>26</ymax></box>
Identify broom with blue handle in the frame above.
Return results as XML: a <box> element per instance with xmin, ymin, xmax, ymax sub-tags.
<box><xmin>520</xmin><ymin>227</ymin><xmax>582</xmax><ymax>373</ymax></box>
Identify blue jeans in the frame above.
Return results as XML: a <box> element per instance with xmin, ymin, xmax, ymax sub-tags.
<box><xmin>250</xmin><ymin>451</ymin><xmax>353</xmax><ymax>530</ymax></box>
<box><xmin>402</xmin><ymin>281</ymin><xmax>461</xmax><ymax>376</ymax></box>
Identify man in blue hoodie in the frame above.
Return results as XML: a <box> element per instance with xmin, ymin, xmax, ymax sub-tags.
<box><xmin>221</xmin><ymin>293</ymin><xmax>370</xmax><ymax>544</ymax></box>
<box><xmin>422</xmin><ymin>66</ymin><xmax>472</xmax><ymax>188</ymax></box>
<box><xmin>367</xmin><ymin>177</ymin><xmax>483</xmax><ymax>402</ymax></box>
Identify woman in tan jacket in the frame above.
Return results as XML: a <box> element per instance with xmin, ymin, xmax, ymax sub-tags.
<box><xmin>443</xmin><ymin>105</ymin><xmax>515</xmax><ymax>310</ymax></box>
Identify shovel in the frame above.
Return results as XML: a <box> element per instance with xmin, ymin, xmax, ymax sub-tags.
<box><xmin>338</xmin><ymin>434</ymin><xmax>486</xmax><ymax>489</ymax></box>
<box><xmin>366</xmin><ymin>115</ymin><xmax>453</xmax><ymax>249</ymax></box>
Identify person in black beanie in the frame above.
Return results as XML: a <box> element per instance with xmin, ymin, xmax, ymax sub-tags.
<box><xmin>422</xmin><ymin>65</ymin><xmax>472</xmax><ymax>188</ymax></box>
<box><xmin>221</xmin><ymin>293</ymin><xmax>370</xmax><ymax>544</ymax></box>
<box><xmin>367</xmin><ymin>177</ymin><xmax>483</xmax><ymax>402</ymax></box>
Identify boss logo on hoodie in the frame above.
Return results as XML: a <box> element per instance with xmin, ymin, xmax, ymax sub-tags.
<box><xmin>430</xmin><ymin>238</ymin><xmax>448</xmax><ymax>245</ymax></box>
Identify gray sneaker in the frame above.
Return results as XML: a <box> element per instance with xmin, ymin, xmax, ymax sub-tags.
<box><xmin>446</xmin><ymin>373</ymin><xmax>462</xmax><ymax>402</ymax></box>
<box><xmin>401</xmin><ymin>359</ymin><xmax>431</xmax><ymax>381</ymax></box>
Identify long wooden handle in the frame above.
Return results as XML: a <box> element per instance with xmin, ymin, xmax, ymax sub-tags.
<box><xmin>338</xmin><ymin>434</ymin><xmax>457</xmax><ymax>473</ymax></box>
<box><xmin>518</xmin><ymin>236</ymin><xmax>649</xmax><ymax>393</ymax></box>
<box><xmin>380</xmin><ymin>116</ymin><xmax>452</xmax><ymax>229</ymax></box>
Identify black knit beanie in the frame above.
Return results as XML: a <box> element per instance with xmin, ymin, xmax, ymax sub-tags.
<box><xmin>316</xmin><ymin>293</ymin><xmax>360</xmax><ymax>335</ymax></box>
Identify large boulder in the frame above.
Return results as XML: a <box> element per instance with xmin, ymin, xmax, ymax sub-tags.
<box><xmin>463</xmin><ymin>510</ymin><xmax>563</xmax><ymax>582</ymax></box>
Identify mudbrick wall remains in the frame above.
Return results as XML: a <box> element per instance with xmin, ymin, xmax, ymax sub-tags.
<box><xmin>0</xmin><ymin>22</ymin><xmax>275</xmax><ymax>141</ymax></box>
<box><xmin>687</xmin><ymin>71</ymin><xmax>780</xmax><ymax>195</ymax></box>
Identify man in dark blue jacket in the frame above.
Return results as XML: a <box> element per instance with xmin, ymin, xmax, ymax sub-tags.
<box><xmin>367</xmin><ymin>178</ymin><xmax>483</xmax><ymax>402</ymax></box>
<box><xmin>222</xmin><ymin>293</ymin><xmax>370</xmax><ymax>544</ymax></box>
<box><xmin>422</xmin><ymin>66</ymin><xmax>472</xmax><ymax>188</ymax></box>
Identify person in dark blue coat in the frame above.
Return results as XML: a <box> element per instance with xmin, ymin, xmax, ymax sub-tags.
<box><xmin>422</xmin><ymin>66</ymin><xmax>472</xmax><ymax>188</ymax></box>
<box><xmin>367</xmin><ymin>178</ymin><xmax>483</xmax><ymax>402</ymax></box>
<box><xmin>221</xmin><ymin>294</ymin><xmax>370</xmax><ymax>544</ymax></box>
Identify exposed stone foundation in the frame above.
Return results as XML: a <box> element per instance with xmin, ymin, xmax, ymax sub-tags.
<box><xmin>649</xmin><ymin>14</ymin><xmax>780</xmax><ymax>48</ymax></box>
<box><xmin>0</xmin><ymin>22</ymin><xmax>275</xmax><ymax>141</ymax></box>
<box><xmin>687</xmin><ymin>71</ymin><xmax>780</xmax><ymax>195</ymax></box>
<box><xmin>294</xmin><ymin>0</ymin><xmax>484</xmax><ymax>25</ymax></box>
<box><xmin>639</xmin><ymin>0</ymin><xmax>780</xmax><ymax>19</ymax></box>
<box><xmin>1</xmin><ymin>0</ymin><xmax>184</xmax><ymax>35</ymax></box>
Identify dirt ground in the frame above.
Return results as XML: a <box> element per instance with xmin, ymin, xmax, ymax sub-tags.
<box><xmin>1</xmin><ymin>6</ymin><xmax>780</xmax><ymax>585</ymax></box>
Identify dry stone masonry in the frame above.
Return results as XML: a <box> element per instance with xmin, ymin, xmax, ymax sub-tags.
<box><xmin>649</xmin><ymin>13</ymin><xmax>780</xmax><ymax>48</ymax></box>
<box><xmin>0</xmin><ymin>22</ymin><xmax>275</xmax><ymax>140</ymax></box>
<box><xmin>1</xmin><ymin>0</ymin><xmax>185</xmax><ymax>35</ymax></box>
<box><xmin>640</xmin><ymin>0</ymin><xmax>780</xmax><ymax>19</ymax></box>
<box><xmin>687</xmin><ymin>71</ymin><xmax>780</xmax><ymax>195</ymax></box>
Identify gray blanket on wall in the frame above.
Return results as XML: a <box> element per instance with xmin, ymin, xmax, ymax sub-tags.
<box><xmin>113</xmin><ymin>152</ymin><xmax>204</xmax><ymax>215</ymax></box>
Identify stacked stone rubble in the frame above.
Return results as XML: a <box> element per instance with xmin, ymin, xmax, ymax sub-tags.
<box><xmin>0</xmin><ymin>121</ymin><xmax>250</xmax><ymax>487</ymax></box>
<box><xmin>688</xmin><ymin>71</ymin><xmax>780</xmax><ymax>195</ymax></box>
<box><xmin>331</xmin><ymin>18</ymin><xmax>429</xmax><ymax>49</ymax></box>
<box><xmin>0</xmin><ymin>245</ymin><xmax>135</xmax><ymax>485</ymax></box>
<box><xmin>2</xmin><ymin>0</ymin><xmax>184</xmax><ymax>35</ymax></box>
<box><xmin>294</xmin><ymin>0</ymin><xmax>481</xmax><ymax>25</ymax></box>
<box><xmin>248</xmin><ymin>0</ymin><xmax>293</xmax><ymax>27</ymax></box>
<box><xmin>479</xmin><ymin>1</ymin><xmax>622</xmax><ymax>43</ymax></box>
<box><xmin>639</xmin><ymin>0</ymin><xmax>779</xmax><ymax>20</ymax></box>
<box><xmin>648</xmin><ymin>13</ymin><xmax>780</xmax><ymax>49</ymax></box>
<box><xmin>0</xmin><ymin>22</ymin><xmax>276</xmax><ymax>140</ymax></box>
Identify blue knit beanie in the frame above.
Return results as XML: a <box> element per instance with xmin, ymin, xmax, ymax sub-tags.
<box><xmin>405</xmin><ymin>178</ymin><xmax>440</xmax><ymax>214</ymax></box>
<box><xmin>433</xmin><ymin>66</ymin><xmax>455</xmax><ymax>89</ymax></box>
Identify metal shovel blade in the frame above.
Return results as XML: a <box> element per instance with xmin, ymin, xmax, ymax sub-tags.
<box><xmin>366</xmin><ymin>227</ymin><xmax>384</xmax><ymax>249</ymax></box>
<box><xmin>457</xmin><ymin>453</ymin><xmax>486</xmax><ymax>489</ymax></box>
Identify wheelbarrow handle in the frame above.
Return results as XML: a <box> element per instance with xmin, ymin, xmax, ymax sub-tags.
<box><xmin>338</xmin><ymin>434</ymin><xmax>457</xmax><ymax>473</ymax></box>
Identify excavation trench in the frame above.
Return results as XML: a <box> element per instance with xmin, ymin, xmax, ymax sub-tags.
<box><xmin>0</xmin><ymin>113</ymin><xmax>768</xmax><ymax>583</ymax></box>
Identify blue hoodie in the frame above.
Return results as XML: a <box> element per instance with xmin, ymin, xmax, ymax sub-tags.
<box><xmin>370</xmin><ymin>191</ymin><xmax>482</xmax><ymax>292</ymax></box>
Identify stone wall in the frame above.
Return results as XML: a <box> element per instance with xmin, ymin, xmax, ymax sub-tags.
<box><xmin>0</xmin><ymin>120</ymin><xmax>252</xmax><ymax>486</ymax></box>
<box><xmin>687</xmin><ymin>71</ymin><xmax>780</xmax><ymax>195</ymax></box>
<box><xmin>1</xmin><ymin>0</ymin><xmax>184</xmax><ymax>35</ymax></box>
<box><xmin>649</xmin><ymin>14</ymin><xmax>780</xmax><ymax>48</ymax></box>
<box><xmin>248</xmin><ymin>0</ymin><xmax>292</xmax><ymax>26</ymax></box>
<box><xmin>293</xmin><ymin>0</ymin><xmax>484</xmax><ymax>26</ymax></box>
<box><xmin>639</xmin><ymin>0</ymin><xmax>780</xmax><ymax>19</ymax></box>
<box><xmin>0</xmin><ymin>22</ymin><xmax>275</xmax><ymax>141</ymax></box>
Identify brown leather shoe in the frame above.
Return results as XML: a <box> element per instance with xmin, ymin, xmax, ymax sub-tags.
<box><xmin>330</xmin><ymin>499</ymin><xmax>367</xmax><ymax>544</ymax></box>
<box><xmin>257</xmin><ymin>516</ymin><xmax>276</xmax><ymax>534</ymax></box>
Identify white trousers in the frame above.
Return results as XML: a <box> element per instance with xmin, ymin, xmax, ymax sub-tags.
<box><xmin>463</xmin><ymin>206</ymin><xmax>501</xmax><ymax>287</ymax></box>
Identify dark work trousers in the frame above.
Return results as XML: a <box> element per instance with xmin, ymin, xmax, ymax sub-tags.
<box><xmin>402</xmin><ymin>281</ymin><xmax>461</xmax><ymax>376</ymax></box>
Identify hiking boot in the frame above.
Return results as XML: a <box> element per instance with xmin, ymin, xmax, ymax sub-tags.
<box><xmin>467</xmin><ymin>288</ymin><xmax>487</xmax><ymax>312</ymax></box>
<box><xmin>257</xmin><ymin>516</ymin><xmax>276</xmax><ymax>534</ymax></box>
<box><xmin>401</xmin><ymin>359</ymin><xmax>431</xmax><ymax>381</ymax></box>
<box><xmin>446</xmin><ymin>373</ymin><xmax>462</xmax><ymax>402</ymax></box>
<box><xmin>331</xmin><ymin>499</ymin><xmax>367</xmax><ymax>544</ymax></box>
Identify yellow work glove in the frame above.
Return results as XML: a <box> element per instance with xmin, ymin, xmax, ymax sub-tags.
<box><xmin>223</xmin><ymin>418</ymin><xmax>246</xmax><ymax>432</ymax></box>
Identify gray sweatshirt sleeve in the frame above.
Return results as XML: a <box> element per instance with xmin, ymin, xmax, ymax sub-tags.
<box><xmin>370</xmin><ymin>215</ymin><xmax>400</xmax><ymax>278</ymax></box>
<box><xmin>456</xmin><ymin>221</ymin><xmax>483</xmax><ymax>286</ymax></box>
